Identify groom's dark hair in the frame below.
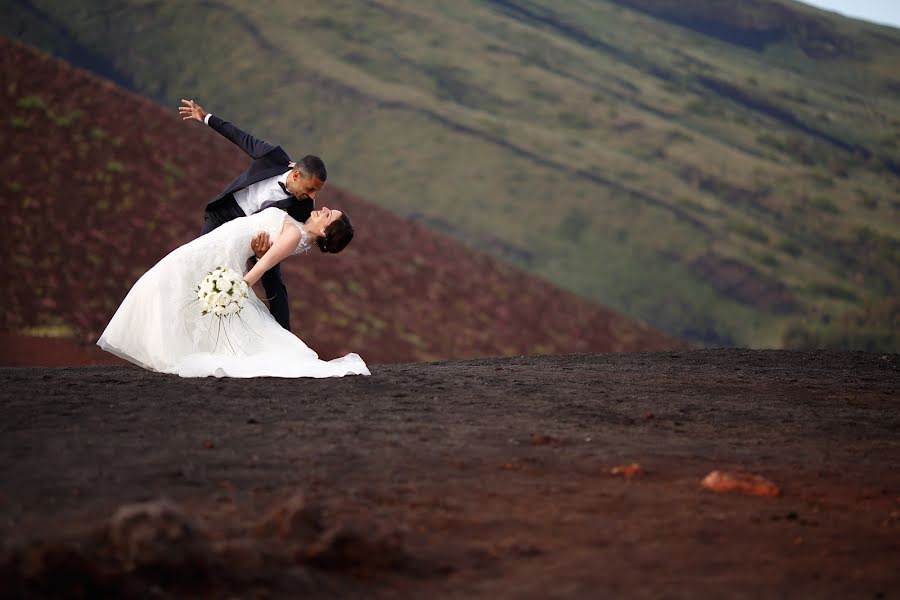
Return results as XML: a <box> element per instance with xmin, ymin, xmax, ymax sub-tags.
<box><xmin>294</xmin><ymin>154</ymin><xmax>327</xmax><ymax>182</ymax></box>
<box><xmin>319</xmin><ymin>212</ymin><xmax>354</xmax><ymax>254</ymax></box>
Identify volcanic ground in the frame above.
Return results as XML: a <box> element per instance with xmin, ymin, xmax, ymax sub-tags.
<box><xmin>1</xmin><ymin>349</ymin><xmax>898</xmax><ymax>599</ymax></box>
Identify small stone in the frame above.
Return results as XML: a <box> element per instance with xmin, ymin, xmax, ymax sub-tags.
<box><xmin>701</xmin><ymin>470</ymin><xmax>781</xmax><ymax>497</ymax></box>
<box><xmin>609</xmin><ymin>463</ymin><xmax>644</xmax><ymax>478</ymax></box>
<box><xmin>304</xmin><ymin>524</ymin><xmax>406</xmax><ymax>570</ymax></box>
<box><xmin>530</xmin><ymin>434</ymin><xmax>559</xmax><ymax>446</ymax></box>
<box><xmin>108</xmin><ymin>498</ymin><xmax>211</xmax><ymax>574</ymax></box>
<box><xmin>255</xmin><ymin>493</ymin><xmax>323</xmax><ymax>543</ymax></box>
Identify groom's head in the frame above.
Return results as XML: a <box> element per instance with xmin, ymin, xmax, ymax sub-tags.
<box><xmin>287</xmin><ymin>155</ymin><xmax>327</xmax><ymax>201</ymax></box>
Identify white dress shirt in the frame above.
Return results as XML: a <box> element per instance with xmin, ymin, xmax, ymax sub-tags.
<box><xmin>205</xmin><ymin>113</ymin><xmax>291</xmax><ymax>216</ymax></box>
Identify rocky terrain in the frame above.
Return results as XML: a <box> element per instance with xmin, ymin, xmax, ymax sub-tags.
<box><xmin>1</xmin><ymin>349</ymin><xmax>897</xmax><ymax>598</ymax></box>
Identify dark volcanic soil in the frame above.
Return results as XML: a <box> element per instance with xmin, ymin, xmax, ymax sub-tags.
<box><xmin>1</xmin><ymin>350</ymin><xmax>898</xmax><ymax>598</ymax></box>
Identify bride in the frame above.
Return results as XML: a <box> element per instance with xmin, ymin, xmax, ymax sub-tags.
<box><xmin>97</xmin><ymin>205</ymin><xmax>370</xmax><ymax>378</ymax></box>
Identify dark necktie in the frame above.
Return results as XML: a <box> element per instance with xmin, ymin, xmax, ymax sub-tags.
<box><xmin>278</xmin><ymin>181</ymin><xmax>292</xmax><ymax>198</ymax></box>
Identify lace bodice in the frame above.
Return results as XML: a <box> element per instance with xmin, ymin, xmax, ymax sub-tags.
<box><xmin>246</xmin><ymin>207</ymin><xmax>312</xmax><ymax>256</ymax></box>
<box><xmin>289</xmin><ymin>215</ymin><xmax>313</xmax><ymax>256</ymax></box>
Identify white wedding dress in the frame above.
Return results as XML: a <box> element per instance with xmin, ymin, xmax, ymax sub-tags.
<box><xmin>97</xmin><ymin>207</ymin><xmax>370</xmax><ymax>378</ymax></box>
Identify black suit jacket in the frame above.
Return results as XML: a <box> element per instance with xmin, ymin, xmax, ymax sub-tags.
<box><xmin>205</xmin><ymin>114</ymin><xmax>313</xmax><ymax>224</ymax></box>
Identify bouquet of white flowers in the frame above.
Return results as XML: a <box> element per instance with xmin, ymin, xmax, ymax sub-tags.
<box><xmin>195</xmin><ymin>267</ymin><xmax>249</xmax><ymax>317</ymax></box>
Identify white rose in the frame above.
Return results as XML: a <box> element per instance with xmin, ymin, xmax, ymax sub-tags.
<box><xmin>215</xmin><ymin>291</ymin><xmax>230</xmax><ymax>307</ymax></box>
<box><xmin>213</xmin><ymin>305</ymin><xmax>226</xmax><ymax>316</ymax></box>
<box><xmin>225</xmin><ymin>302</ymin><xmax>240</xmax><ymax>315</ymax></box>
<box><xmin>218</xmin><ymin>278</ymin><xmax>233</xmax><ymax>293</ymax></box>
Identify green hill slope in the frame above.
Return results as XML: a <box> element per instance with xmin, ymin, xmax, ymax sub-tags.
<box><xmin>4</xmin><ymin>0</ymin><xmax>900</xmax><ymax>348</ymax></box>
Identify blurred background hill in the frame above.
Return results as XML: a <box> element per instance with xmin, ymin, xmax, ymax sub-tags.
<box><xmin>2</xmin><ymin>0</ymin><xmax>899</xmax><ymax>351</ymax></box>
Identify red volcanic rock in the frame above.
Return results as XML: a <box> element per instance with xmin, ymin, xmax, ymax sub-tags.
<box><xmin>609</xmin><ymin>463</ymin><xmax>645</xmax><ymax>478</ymax></box>
<box><xmin>701</xmin><ymin>470</ymin><xmax>781</xmax><ymax>497</ymax></box>
<box><xmin>255</xmin><ymin>493</ymin><xmax>323</xmax><ymax>543</ymax></box>
<box><xmin>108</xmin><ymin>498</ymin><xmax>212</xmax><ymax>573</ymax></box>
<box><xmin>0</xmin><ymin>36</ymin><xmax>682</xmax><ymax>365</ymax></box>
<box><xmin>530</xmin><ymin>434</ymin><xmax>560</xmax><ymax>446</ymax></box>
<box><xmin>304</xmin><ymin>524</ymin><xmax>408</xmax><ymax>571</ymax></box>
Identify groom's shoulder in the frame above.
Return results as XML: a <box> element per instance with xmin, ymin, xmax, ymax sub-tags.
<box><xmin>256</xmin><ymin>145</ymin><xmax>291</xmax><ymax>166</ymax></box>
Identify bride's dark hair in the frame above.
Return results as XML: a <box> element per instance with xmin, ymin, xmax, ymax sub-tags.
<box><xmin>318</xmin><ymin>212</ymin><xmax>354</xmax><ymax>254</ymax></box>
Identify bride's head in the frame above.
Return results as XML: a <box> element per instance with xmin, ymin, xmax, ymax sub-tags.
<box><xmin>305</xmin><ymin>206</ymin><xmax>354</xmax><ymax>254</ymax></box>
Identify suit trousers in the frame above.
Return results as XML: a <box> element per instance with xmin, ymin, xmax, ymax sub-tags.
<box><xmin>200</xmin><ymin>197</ymin><xmax>292</xmax><ymax>331</ymax></box>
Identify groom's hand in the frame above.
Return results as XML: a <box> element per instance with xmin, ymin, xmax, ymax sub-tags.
<box><xmin>178</xmin><ymin>99</ymin><xmax>209</xmax><ymax>123</ymax></box>
<box><xmin>251</xmin><ymin>232</ymin><xmax>272</xmax><ymax>258</ymax></box>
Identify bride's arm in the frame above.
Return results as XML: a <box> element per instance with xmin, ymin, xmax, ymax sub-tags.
<box><xmin>243</xmin><ymin>221</ymin><xmax>302</xmax><ymax>287</ymax></box>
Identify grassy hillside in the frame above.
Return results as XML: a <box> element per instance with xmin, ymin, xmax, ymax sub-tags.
<box><xmin>0</xmin><ymin>37</ymin><xmax>678</xmax><ymax>363</ymax></box>
<box><xmin>3</xmin><ymin>0</ymin><xmax>899</xmax><ymax>349</ymax></box>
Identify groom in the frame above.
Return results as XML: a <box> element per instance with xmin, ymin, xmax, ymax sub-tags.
<box><xmin>179</xmin><ymin>99</ymin><xmax>325</xmax><ymax>331</ymax></box>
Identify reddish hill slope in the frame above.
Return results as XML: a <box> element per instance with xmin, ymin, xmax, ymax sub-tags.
<box><xmin>0</xmin><ymin>37</ymin><xmax>681</xmax><ymax>364</ymax></box>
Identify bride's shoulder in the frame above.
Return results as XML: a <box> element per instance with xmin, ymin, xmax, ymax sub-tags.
<box><xmin>284</xmin><ymin>216</ymin><xmax>312</xmax><ymax>255</ymax></box>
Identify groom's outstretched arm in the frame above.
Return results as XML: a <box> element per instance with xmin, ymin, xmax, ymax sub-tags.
<box><xmin>179</xmin><ymin>99</ymin><xmax>276</xmax><ymax>159</ymax></box>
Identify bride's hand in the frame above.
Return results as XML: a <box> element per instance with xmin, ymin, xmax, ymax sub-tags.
<box><xmin>251</xmin><ymin>232</ymin><xmax>272</xmax><ymax>258</ymax></box>
<box><xmin>179</xmin><ymin>99</ymin><xmax>208</xmax><ymax>122</ymax></box>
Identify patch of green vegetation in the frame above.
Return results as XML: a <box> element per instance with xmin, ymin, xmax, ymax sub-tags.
<box><xmin>558</xmin><ymin>111</ymin><xmax>592</xmax><ymax>130</ymax></box>
<box><xmin>106</xmin><ymin>160</ymin><xmax>126</xmax><ymax>174</ymax></box>
<box><xmin>16</xmin><ymin>94</ymin><xmax>45</xmax><ymax>110</ymax></box>
<box><xmin>345</xmin><ymin>279</ymin><xmax>364</xmax><ymax>296</ymax></box>
<box><xmin>756</xmin><ymin>133</ymin><xmax>786</xmax><ymax>153</ymax></box>
<box><xmin>778</xmin><ymin>239</ymin><xmax>803</xmax><ymax>257</ymax></box>
<box><xmin>49</xmin><ymin>109</ymin><xmax>83</xmax><ymax>127</ymax></box>
<box><xmin>10</xmin><ymin>115</ymin><xmax>28</xmax><ymax>128</ymax></box>
<box><xmin>557</xmin><ymin>208</ymin><xmax>590</xmax><ymax>242</ymax></box>
<box><xmin>529</xmin><ymin>85</ymin><xmax>561</xmax><ymax>103</ymax></box>
<box><xmin>17</xmin><ymin>323</ymin><xmax>76</xmax><ymax>338</ymax></box>
<box><xmin>754</xmin><ymin>252</ymin><xmax>779</xmax><ymax>268</ymax></box>
<box><xmin>809</xmin><ymin>196</ymin><xmax>840</xmax><ymax>214</ymax></box>
<box><xmin>665</xmin><ymin>129</ymin><xmax>693</xmax><ymax>144</ymax></box>
<box><xmin>806</xmin><ymin>281</ymin><xmax>857</xmax><ymax>302</ymax></box>
<box><xmin>163</xmin><ymin>162</ymin><xmax>185</xmax><ymax>180</ymax></box>
<box><xmin>728</xmin><ymin>220</ymin><xmax>769</xmax><ymax>244</ymax></box>
<box><xmin>809</xmin><ymin>172</ymin><xmax>835</xmax><ymax>188</ymax></box>
<box><xmin>685</xmin><ymin>98</ymin><xmax>709</xmax><ymax>115</ymax></box>
<box><xmin>782</xmin><ymin>319</ymin><xmax>898</xmax><ymax>352</ymax></box>
<box><xmin>678</xmin><ymin>197</ymin><xmax>713</xmax><ymax>214</ymax></box>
